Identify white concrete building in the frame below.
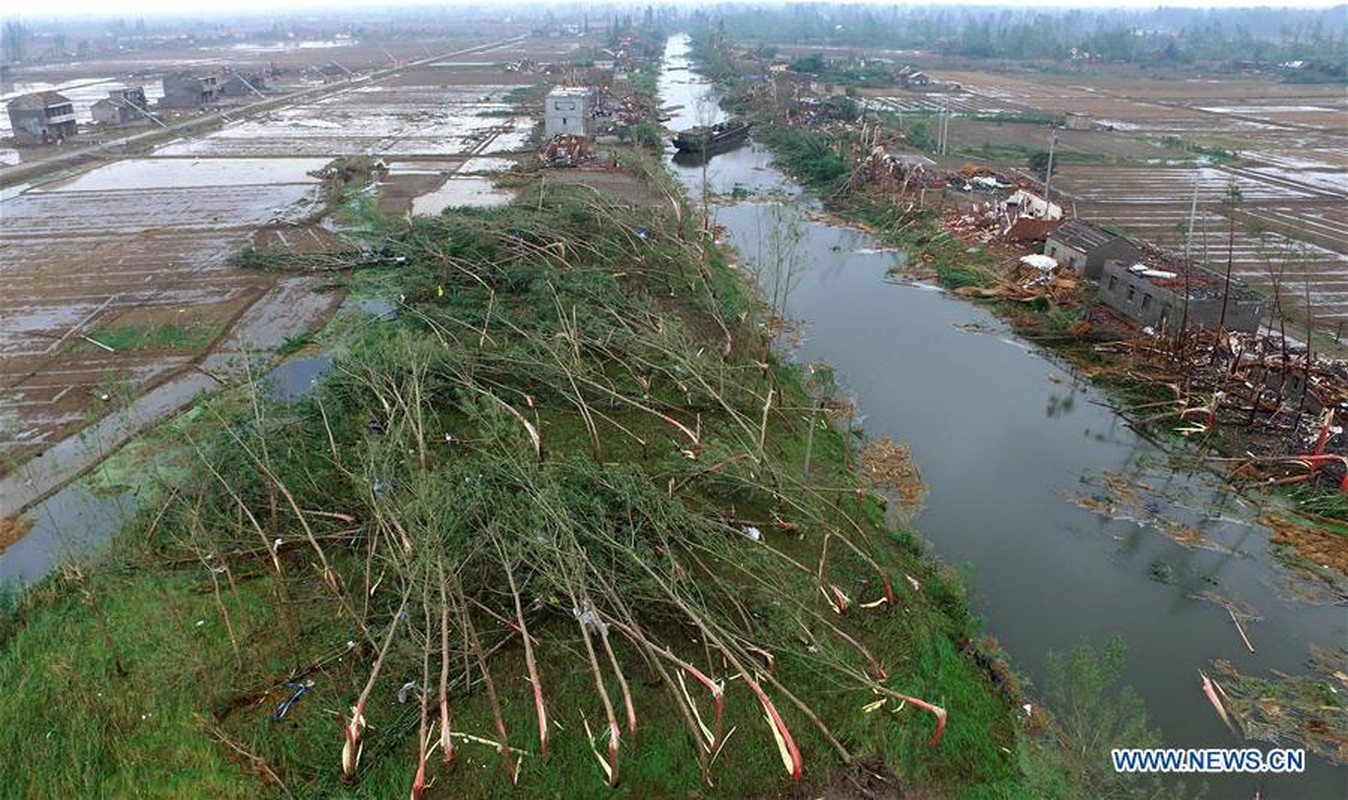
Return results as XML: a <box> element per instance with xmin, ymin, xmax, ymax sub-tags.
<box><xmin>544</xmin><ymin>87</ymin><xmax>592</xmax><ymax>138</ymax></box>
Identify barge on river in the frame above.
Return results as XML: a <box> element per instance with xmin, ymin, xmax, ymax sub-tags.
<box><xmin>671</xmin><ymin>119</ymin><xmax>752</xmax><ymax>154</ymax></box>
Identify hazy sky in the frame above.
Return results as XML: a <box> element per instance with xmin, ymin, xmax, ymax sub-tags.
<box><xmin>13</xmin><ymin>0</ymin><xmax>1348</xmax><ymax>19</ymax></box>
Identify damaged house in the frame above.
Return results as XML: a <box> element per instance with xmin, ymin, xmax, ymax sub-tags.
<box><xmin>6</xmin><ymin>91</ymin><xmax>77</xmax><ymax>144</ymax></box>
<box><xmin>91</xmin><ymin>86</ymin><xmax>149</xmax><ymax>126</ymax></box>
<box><xmin>1045</xmin><ymin>219</ymin><xmax>1141</xmax><ymax>280</ymax></box>
<box><xmin>1001</xmin><ymin>188</ymin><xmax>1061</xmax><ymax>221</ymax></box>
<box><xmin>219</xmin><ymin>71</ymin><xmax>267</xmax><ymax>98</ymax></box>
<box><xmin>1097</xmin><ymin>258</ymin><xmax>1266</xmax><ymax>335</ymax></box>
<box><xmin>161</xmin><ymin>70</ymin><xmax>222</xmax><ymax>108</ymax></box>
<box><xmin>543</xmin><ymin>86</ymin><xmax>593</xmax><ymax>138</ymax></box>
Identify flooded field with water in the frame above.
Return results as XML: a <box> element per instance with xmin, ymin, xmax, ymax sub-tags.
<box><xmin>0</xmin><ymin>37</ymin><xmax>554</xmax><ymax>512</ymax></box>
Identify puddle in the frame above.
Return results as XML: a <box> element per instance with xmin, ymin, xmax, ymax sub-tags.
<box><xmin>460</xmin><ymin>156</ymin><xmax>516</xmax><ymax>173</ymax></box>
<box><xmin>0</xmin><ymin>483</ymin><xmax>135</xmax><ymax>588</ymax></box>
<box><xmin>385</xmin><ymin>160</ymin><xmax>458</xmax><ymax>177</ymax></box>
<box><xmin>266</xmin><ymin>355</ymin><xmax>333</xmax><ymax>403</ymax></box>
<box><xmin>346</xmin><ymin>297</ymin><xmax>399</xmax><ymax>319</ymax></box>
<box><xmin>412</xmin><ymin>176</ymin><xmax>513</xmax><ymax>214</ymax></box>
<box><xmin>228</xmin><ymin>40</ymin><xmax>354</xmax><ymax>53</ymax></box>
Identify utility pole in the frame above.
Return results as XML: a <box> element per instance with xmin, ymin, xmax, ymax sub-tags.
<box><xmin>1218</xmin><ymin>182</ymin><xmax>1243</xmax><ymax>332</ymax></box>
<box><xmin>1042</xmin><ymin>128</ymin><xmax>1059</xmax><ymax>206</ymax></box>
<box><xmin>1179</xmin><ymin>173</ymin><xmax>1199</xmax><ymax>347</ymax></box>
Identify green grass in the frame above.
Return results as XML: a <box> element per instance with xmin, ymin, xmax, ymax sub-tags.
<box><xmin>2</xmin><ymin>168</ymin><xmax>1083</xmax><ymax>800</ymax></box>
<box><xmin>0</xmin><ymin>570</ymin><xmax>272</xmax><ymax>798</ymax></box>
<box><xmin>84</xmin><ymin>323</ymin><xmax>219</xmax><ymax>352</ymax></box>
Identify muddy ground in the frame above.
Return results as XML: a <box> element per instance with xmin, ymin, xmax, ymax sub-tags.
<box><xmin>0</xmin><ymin>34</ymin><xmax>586</xmax><ymax>497</ymax></box>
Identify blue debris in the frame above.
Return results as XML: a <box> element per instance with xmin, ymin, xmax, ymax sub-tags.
<box><xmin>271</xmin><ymin>681</ymin><xmax>309</xmax><ymax>721</ymax></box>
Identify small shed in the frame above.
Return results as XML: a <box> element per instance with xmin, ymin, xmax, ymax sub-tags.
<box><xmin>544</xmin><ymin>87</ymin><xmax>593</xmax><ymax>139</ymax></box>
<box><xmin>1045</xmin><ymin>219</ymin><xmax>1141</xmax><ymax>280</ymax></box>
<box><xmin>6</xmin><ymin>91</ymin><xmax>77</xmax><ymax>144</ymax></box>
<box><xmin>1065</xmin><ymin>112</ymin><xmax>1091</xmax><ymax>131</ymax></box>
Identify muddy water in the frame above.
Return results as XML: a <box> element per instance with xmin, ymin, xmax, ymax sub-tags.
<box><xmin>0</xmin><ymin>484</ymin><xmax>135</xmax><ymax>586</ymax></box>
<box><xmin>37</xmin><ymin>157</ymin><xmax>329</xmax><ymax>192</ymax></box>
<box><xmin>411</xmin><ymin>175</ymin><xmax>514</xmax><ymax>214</ymax></box>
<box><xmin>660</xmin><ymin>34</ymin><xmax>1346</xmax><ymax>798</ymax></box>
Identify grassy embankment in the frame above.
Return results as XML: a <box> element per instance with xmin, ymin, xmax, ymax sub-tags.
<box><xmin>0</xmin><ymin>154</ymin><xmax>1127</xmax><ymax>799</ymax></box>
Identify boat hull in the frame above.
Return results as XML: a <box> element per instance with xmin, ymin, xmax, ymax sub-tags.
<box><xmin>671</xmin><ymin>121</ymin><xmax>752</xmax><ymax>154</ymax></box>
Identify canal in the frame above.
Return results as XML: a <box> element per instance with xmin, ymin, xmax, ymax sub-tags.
<box><xmin>658</xmin><ymin>33</ymin><xmax>1345</xmax><ymax>799</ymax></box>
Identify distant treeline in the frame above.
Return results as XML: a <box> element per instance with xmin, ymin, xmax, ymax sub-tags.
<box><xmin>688</xmin><ymin>3</ymin><xmax>1347</xmax><ymax>73</ymax></box>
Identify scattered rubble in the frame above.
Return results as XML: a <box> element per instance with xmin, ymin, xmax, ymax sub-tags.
<box><xmin>541</xmin><ymin>133</ymin><xmax>592</xmax><ymax>167</ymax></box>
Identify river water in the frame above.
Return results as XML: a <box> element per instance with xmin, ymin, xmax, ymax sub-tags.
<box><xmin>658</xmin><ymin>34</ymin><xmax>1345</xmax><ymax>799</ymax></box>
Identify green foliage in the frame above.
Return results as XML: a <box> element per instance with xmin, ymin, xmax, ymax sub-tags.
<box><xmin>788</xmin><ymin>52</ymin><xmax>825</xmax><ymax>73</ymax></box>
<box><xmin>1043</xmin><ymin>637</ymin><xmax>1181</xmax><ymax>799</ymax></box>
<box><xmin>629</xmin><ymin>121</ymin><xmax>664</xmax><ymax>149</ymax></box>
<box><xmin>757</xmin><ymin>126</ymin><xmax>850</xmax><ymax>192</ymax></box>
<box><xmin>276</xmin><ymin>332</ymin><xmax>314</xmax><ymax>357</ymax></box>
<box><xmin>227</xmin><ymin>244</ymin><xmax>292</xmax><ymax>271</ymax></box>
<box><xmin>692</xmin><ymin>5</ymin><xmax>1347</xmax><ymax>67</ymax></box>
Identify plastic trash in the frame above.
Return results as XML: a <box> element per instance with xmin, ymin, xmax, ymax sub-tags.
<box><xmin>741</xmin><ymin>526</ymin><xmax>763</xmax><ymax>542</ymax></box>
<box><xmin>572</xmin><ymin>601</ymin><xmax>609</xmax><ymax>633</ymax></box>
<box><xmin>271</xmin><ymin>681</ymin><xmax>310</xmax><ymax>721</ymax></box>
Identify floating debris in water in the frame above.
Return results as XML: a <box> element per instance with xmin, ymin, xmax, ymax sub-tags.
<box><xmin>1213</xmin><ymin>648</ymin><xmax>1348</xmax><ymax>765</ymax></box>
<box><xmin>1064</xmin><ymin>470</ymin><xmax>1236</xmax><ymax>555</ymax></box>
<box><xmin>858</xmin><ymin>436</ymin><xmax>927</xmax><ymax>512</ymax></box>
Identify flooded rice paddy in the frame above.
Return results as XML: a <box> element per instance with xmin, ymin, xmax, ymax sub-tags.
<box><xmin>1</xmin><ymin>45</ymin><xmax>538</xmax><ymax>504</ymax></box>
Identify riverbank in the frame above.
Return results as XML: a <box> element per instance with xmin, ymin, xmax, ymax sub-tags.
<box><xmin>660</xmin><ymin>32</ymin><xmax>1345</xmax><ymax>797</ymax></box>
<box><xmin>689</xmin><ymin>32</ymin><xmax>1348</xmax><ymax>592</ymax></box>
<box><xmin>0</xmin><ymin>146</ymin><xmax>1111</xmax><ymax>798</ymax></box>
